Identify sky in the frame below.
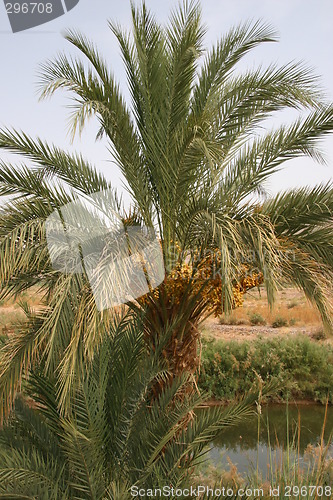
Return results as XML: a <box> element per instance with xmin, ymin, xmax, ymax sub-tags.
<box><xmin>0</xmin><ymin>0</ymin><xmax>333</xmax><ymax>200</ymax></box>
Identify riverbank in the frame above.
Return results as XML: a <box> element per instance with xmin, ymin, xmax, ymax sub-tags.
<box><xmin>198</xmin><ymin>335</ymin><xmax>333</xmax><ymax>404</ymax></box>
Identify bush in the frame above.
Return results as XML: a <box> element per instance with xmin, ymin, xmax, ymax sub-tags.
<box><xmin>272</xmin><ymin>315</ymin><xmax>288</xmax><ymax>328</ymax></box>
<box><xmin>249</xmin><ymin>312</ymin><xmax>266</xmax><ymax>325</ymax></box>
<box><xmin>198</xmin><ymin>336</ymin><xmax>333</xmax><ymax>403</ymax></box>
<box><xmin>312</xmin><ymin>327</ymin><xmax>326</xmax><ymax>341</ymax></box>
<box><xmin>219</xmin><ymin>314</ymin><xmax>246</xmax><ymax>325</ymax></box>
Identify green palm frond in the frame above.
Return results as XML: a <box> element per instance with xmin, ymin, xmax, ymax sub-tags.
<box><xmin>0</xmin><ymin>128</ymin><xmax>113</xmax><ymax>196</ymax></box>
<box><xmin>0</xmin><ymin>313</ymin><xmax>274</xmax><ymax>498</ymax></box>
<box><xmin>192</xmin><ymin>19</ymin><xmax>279</xmax><ymax>118</ymax></box>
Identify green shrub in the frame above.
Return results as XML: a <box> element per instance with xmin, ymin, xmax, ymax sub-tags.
<box><xmin>272</xmin><ymin>315</ymin><xmax>288</xmax><ymax>328</ymax></box>
<box><xmin>198</xmin><ymin>336</ymin><xmax>333</xmax><ymax>404</ymax></box>
<box><xmin>249</xmin><ymin>312</ymin><xmax>266</xmax><ymax>325</ymax></box>
<box><xmin>289</xmin><ymin>317</ymin><xmax>297</xmax><ymax>326</ymax></box>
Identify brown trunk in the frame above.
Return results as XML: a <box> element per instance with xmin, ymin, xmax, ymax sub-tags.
<box><xmin>135</xmin><ymin>260</ymin><xmax>264</xmax><ymax>397</ymax></box>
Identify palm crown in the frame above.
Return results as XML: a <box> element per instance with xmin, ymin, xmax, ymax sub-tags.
<box><xmin>0</xmin><ymin>0</ymin><xmax>333</xmax><ymax>420</ymax></box>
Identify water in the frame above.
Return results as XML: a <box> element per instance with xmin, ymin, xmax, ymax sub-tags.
<box><xmin>208</xmin><ymin>404</ymin><xmax>333</xmax><ymax>476</ymax></box>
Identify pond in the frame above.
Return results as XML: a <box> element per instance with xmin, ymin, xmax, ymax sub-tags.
<box><xmin>208</xmin><ymin>404</ymin><xmax>333</xmax><ymax>476</ymax></box>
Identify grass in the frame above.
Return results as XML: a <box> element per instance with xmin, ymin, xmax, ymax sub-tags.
<box><xmin>0</xmin><ymin>309</ymin><xmax>25</xmax><ymax>336</ymax></box>
<box><xmin>311</xmin><ymin>327</ymin><xmax>327</xmax><ymax>341</ymax></box>
<box><xmin>287</xmin><ymin>299</ymin><xmax>299</xmax><ymax>309</ymax></box>
<box><xmin>222</xmin><ymin>287</ymin><xmax>321</xmax><ymax>328</ymax></box>
<box><xmin>251</xmin><ymin>400</ymin><xmax>333</xmax><ymax>498</ymax></box>
<box><xmin>198</xmin><ymin>335</ymin><xmax>333</xmax><ymax>403</ymax></box>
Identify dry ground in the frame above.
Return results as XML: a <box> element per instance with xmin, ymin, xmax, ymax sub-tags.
<box><xmin>200</xmin><ymin>287</ymin><xmax>331</xmax><ymax>344</ymax></box>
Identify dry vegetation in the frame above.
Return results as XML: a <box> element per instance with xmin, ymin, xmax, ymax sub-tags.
<box><xmin>201</xmin><ymin>287</ymin><xmax>329</xmax><ymax>344</ymax></box>
<box><xmin>0</xmin><ymin>289</ymin><xmax>42</xmax><ymax>336</ymax></box>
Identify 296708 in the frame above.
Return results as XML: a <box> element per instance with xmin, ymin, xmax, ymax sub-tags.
<box><xmin>5</xmin><ymin>3</ymin><xmax>53</xmax><ymax>14</ymax></box>
<box><xmin>284</xmin><ymin>485</ymin><xmax>332</xmax><ymax>497</ymax></box>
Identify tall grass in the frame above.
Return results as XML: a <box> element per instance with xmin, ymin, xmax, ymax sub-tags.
<box><xmin>251</xmin><ymin>401</ymin><xmax>333</xmax><ymax>499</ymax></box>
<box><xmin>194</xmin><ymin>403</ymin><xmax>333</xmax><ymax>499</ymax></box>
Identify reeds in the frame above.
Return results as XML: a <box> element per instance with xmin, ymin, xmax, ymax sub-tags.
<box><xmin>194</xmin><ymin>401</ymin><xmax>333</xmax><ymax>499</ymax></box>
<box><xmin>252</xmin><ymin>399</ymin><xmax>333</xmax><ymax>499</ymax></box>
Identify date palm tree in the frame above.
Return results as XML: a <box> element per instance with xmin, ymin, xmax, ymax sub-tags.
<box><xmin>0</xmin><ymin>0</ymin><xmax>333</xmax><ymax>420</ymax></box>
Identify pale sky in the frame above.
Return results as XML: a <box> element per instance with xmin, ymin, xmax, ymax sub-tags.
<box><xmin>0</xmin><ymin>0</ymin><xmax>333</xmax><ymax>201</ymax></box>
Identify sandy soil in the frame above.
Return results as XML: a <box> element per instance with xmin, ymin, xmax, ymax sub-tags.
<box><xmin>200</xmin><ymin>287</ymin><xmax>329</xmax><ymax>343</ymax></box>
<box><xmin>201</xmin><ymin>317</ymin><xmax>320</xmax><ymax>342</ymax></box>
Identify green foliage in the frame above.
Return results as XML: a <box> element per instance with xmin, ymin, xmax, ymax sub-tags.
<box><xmin>199</xmin><ymin>336</ymin><xmax>333</xmax><ymax>403</ymax></box>
<box><xmin>0</xmin><ymin>312</ymin><xmax>271</xmax><ymax>498</ymax></box>
<box><xmin>272</xmin><ymin>316</ymin><xmax>288</xmax><ymax>328</ymax></box>
<box><xmin>249</xmin><ymin>312</ymin><xmax>267</xmax><ymax>325</ymax></box>
<box><xmin>0</xmin><ymin>0</ymin><xmax>333</xmax><ymax>422</ymax></box>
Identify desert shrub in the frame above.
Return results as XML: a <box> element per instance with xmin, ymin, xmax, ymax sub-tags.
<box><xmin>219</xmin><ymin>314</ymin><xmax>246</xmax><ymax>326</ymax></box>
<box><xmin>312</xmin><ymin>327</ymin><xmax>326</xmax><ymax>341</ymax></box>
<box><xmin>272</xmin><ymin>315</ymin><xmax>288</xmax><ymax>328</ymax></box>
<box><xmin>287</xmin><ymin>299</ymin><xmax>298</xmax><ymax>309</ymax></box>
<box><xmin>249</xmin><ymin>312</ymin><xmax>266</xmax><ymax>325</ymax></box>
